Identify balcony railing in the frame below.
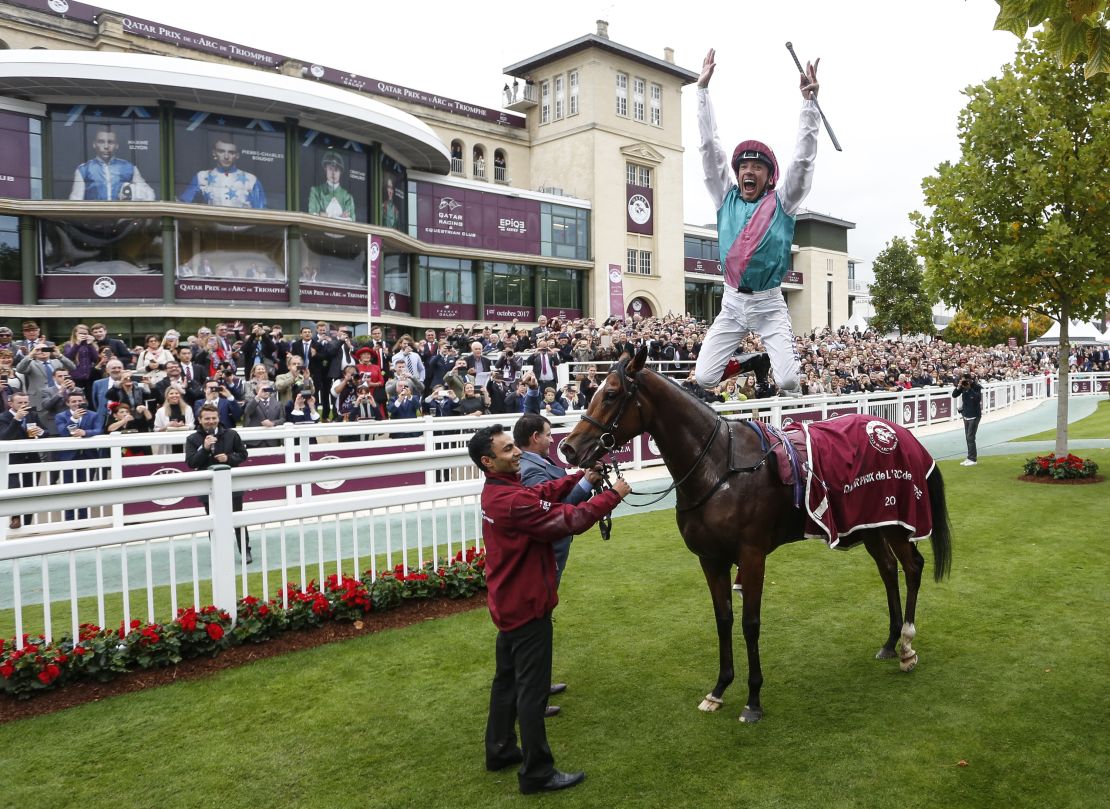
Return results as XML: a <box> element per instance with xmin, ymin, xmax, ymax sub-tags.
<box><xmin>494</xmin><ymin>165</ymin><xmax>507</xmax><ymax>184</ymax></box>
<box><xmin>450</xmin><ymin>157</ymin><xmax>464</xmax><ymax>175</ymax></box>
<box><xmin>473</xmin><ymin>162</ymin><xmax>486</xmax><ymax>180</ymax></box>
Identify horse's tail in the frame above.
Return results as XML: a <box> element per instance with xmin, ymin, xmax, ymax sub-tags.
<box><xmin>926</xmin><ymin>466</ymin><xmax>953</xmax><ymax>583</ymax></box>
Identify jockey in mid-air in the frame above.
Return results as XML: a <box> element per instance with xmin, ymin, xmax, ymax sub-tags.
<box><xmin>694</xmin><ymin>47</ymin><xmax>822</xmax><ymax>398</ymax></box>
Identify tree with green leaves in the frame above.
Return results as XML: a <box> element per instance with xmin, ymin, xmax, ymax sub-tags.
<box><xmin>912</xmin><ymin>36</ymin><xmax>1110</xmax><ymax>456</ymax></box>
<box><xmin>866</xmin><ymin>237</ymin><xmax>935</xmax><ymax>339</ymax></box>
<box><xmin>942</xmin><ymin>310</ymin><xmax>1054</xmax><ymax>347</ymax></box>
<box><xmin>994</xmin><ymin>0</ymin><xmax>1110</xmax><ymax>77</ymax></box>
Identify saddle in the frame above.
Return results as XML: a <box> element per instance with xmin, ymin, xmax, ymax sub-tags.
<box><xmin>734</xmin><ymin>420</ymin><xmax>807</xmax><ymax>508</ymax></box>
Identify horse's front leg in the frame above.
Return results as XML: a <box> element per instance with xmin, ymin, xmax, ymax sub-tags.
<box><xmin>737</xmin><ymin>549</ymin><xmax>767</xmax><ymax>723</ymax></box>
<box><xmin>696</xmin><ymin>558</ymin><xmax>735</xmax><ymax>713</ymax></box>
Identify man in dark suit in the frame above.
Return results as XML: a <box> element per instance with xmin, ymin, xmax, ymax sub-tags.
<box><xmin>185</xmin><ymin>403</ymin><xmax>252</xmax><ymax>563</ymax></box>
<box><xmin>529</xmin><ymin>340</ymin><xmax>560</xmax><ymax>388</ymax></box>
<box><xmin>1</xmin><ymin>391</ymin><xmax>46</xmax><ymax>528</ymax></box>
<box><xmin>465</xmin><ymin>341</ymin><xmax>493</xmax><ymax>375</ymax></box>
<box><xmin>513</xmin><ymin>413</ymin><xmax>598</xmax><ymax>718</ymax></box>
<box><xmin>91</xmin><ymin>324</ymin><xmax>132</xmax><ymax>369</ymax></box>
<box><xmin>54</xmin><ymin>390</ymin><xmax>103</xmax><ymax>520</ymax></box>
<box><xmin>193</xmin><ymin>380</ymin><xmax>243</xmax><ymax>430</ymax></box>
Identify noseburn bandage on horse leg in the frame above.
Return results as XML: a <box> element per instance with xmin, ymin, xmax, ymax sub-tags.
<box><xmin>898</xmin><ymin>622</ymin><xmax>918</xmax><ymax>672</ymax></box>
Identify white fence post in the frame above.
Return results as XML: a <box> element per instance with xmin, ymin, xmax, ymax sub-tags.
<box><xmin>209</xmin><ymin>464</ymin><xmax>238</xmax><ymax>621</ymax></box>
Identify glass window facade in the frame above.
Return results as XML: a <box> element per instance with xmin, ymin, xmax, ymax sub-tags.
<box><xmin>685</xmin><ymin>281</ymin><xmax>722</xmax><ymax>323</ymax></box>
<box><xmin>176</xmin><ymin>219</ymin><xmax>286</xmax><ymax>281</ymax></box>
<box><xmin>484</xmin><ymin>262</ymin><xmax>533</xmax><ymax>306</ymax></box>
<box><xmin>0</xmin><ymin>216</ymin><xmax>19</xmax><ymax>281</ymax></box>
<box><xmin>539</xmin><ymin>266</ymin><xmax>580</xmax><ymax>310</ymax></box>
<box><xmin>48</xmin><ymin>105</ymin><xmax>161</xmax><ymax>201</ymax></box>
<box><xmin>419</xmin><ymin>255</ymin><xmax>475</xmax><ymax>304</ymax></box>
<box><xmin>382</xmin><ymin>253</ymin><xmax>410</xmax><ymax>296</ymax></box>
<box><xmin>299</xmin><ymin>228</ymin><xmax>366</xmax><ymax>287</ymax></box>
<box><xmin>684</xmin><ymin>235</ymin><xmax>719</xmax><ymax>260</ymax></box>
<box><xmin>39</xmin><ymin>217</ymin><xmax>163</xmax><ymax>275</ymax></box>
<box><xmin>540</xmin><ymin>204</ymin><xmax>589</xmax><ymax>260</ymax></box>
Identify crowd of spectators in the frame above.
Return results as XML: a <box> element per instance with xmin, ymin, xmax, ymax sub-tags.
<box><xmin>4</xmin><ymin>312</ymin><xmax>1107</xmax><ymax>530</ymax></box>
<box><xmin>2</xmin><ymin>314</ymin><xmax>1102</xmax><ymax>444</ymax></box>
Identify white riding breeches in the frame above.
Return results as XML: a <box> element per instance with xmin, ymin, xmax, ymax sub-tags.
<box><xmin>694</xmin><ymin>286</ymin><xmax>800</xmax><ymax>391</ymax></box>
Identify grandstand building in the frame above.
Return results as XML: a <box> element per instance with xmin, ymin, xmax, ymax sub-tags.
<box><xmin>0</xmin><ymin>2</ymin><xmax>857</xmax><ymax>341</ymax></box>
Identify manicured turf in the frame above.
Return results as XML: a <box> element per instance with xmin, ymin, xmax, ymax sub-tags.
<box><xmin>1018</xmin><ymin>399</ymin><xmax>1110</xmax><ymax>441</ymax></box>
<box><xmin>2</xmin><ymin>452</ymin><xmax>1108</xmax><ymax>809</ymax></box>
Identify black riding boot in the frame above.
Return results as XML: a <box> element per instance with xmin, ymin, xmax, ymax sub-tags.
<box><xmin>735</xmin><ymin>352</ymin><xmax>770</xmax><ymax>384</ymax></box>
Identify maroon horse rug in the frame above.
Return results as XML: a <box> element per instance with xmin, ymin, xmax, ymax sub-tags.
<box><xmin>781</xmin><ymin>415</ymin><xmax>936</xmax><ymax>549</ymax></box>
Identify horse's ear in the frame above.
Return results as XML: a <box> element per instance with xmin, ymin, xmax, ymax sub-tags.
<box><xmin>629</xmin><ymin>344</ymin><xmax>648</xmax><ymax>375</ymax></box>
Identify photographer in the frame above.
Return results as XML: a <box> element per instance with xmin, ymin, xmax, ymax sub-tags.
<box><xmin>276</xmin><ymin>355</ymin><xmax>315</xmax><ymax>405</ymax></box>
<box><xmin>242</xmin><ymin>322</ymin><xmax>276</xmax><ymax>374</ymax></box>
<box><xmin>286</xmin><ymin>390</ymin><xmax>321</xmax><ymax>425</ymax></box>
<box><xmin>424</xmin><ymin>384</ymin><xmax>458</xmax><ymax>418</ymax></box>
<box><xmin>388</xmin><ymin>380</ymin><xmax>421</xmax><ymax>438</ymax></box>
<box><xmin>194</xmin><ymin>379</ymin><xmax>243</xmax><ymax>430</ymax></box>
<box><xmin>952</xmin><ymin>371</ymin><xmax>983</xmax><ymax>466</ymax></box>
<box><xmin>444</xmin><ymin>357</ymin><xmax>474</xmax><ymax>399</ymax></box>
<box><xmin>386</xmin><ymin>359</ymin><xmax>424</xmax><ymax>400</ymax></box>
<box><xmin>494</xmin><ymin>345</ymin><xmax>523</xmax><ymax>382</ymax></box>
<box><xmin>1</xmin><ymin>390</ymin><xmax>45</xmax><ymax>529</ymax></box>
<box><xmin>18</xmin><ymin>341</ymin><xmax>76</xmax><ymax>414</ymax></box>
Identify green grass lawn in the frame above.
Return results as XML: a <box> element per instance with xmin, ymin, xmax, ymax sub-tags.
<box><xmin>2</xmin><ymin>452</ymin><xmax>1109</xmax><ymax>809</ymax></box>
<box><xmin>1019</xmin><ymin>399</ymin><xmax>1110</xmax><ymax>441</ymax></box>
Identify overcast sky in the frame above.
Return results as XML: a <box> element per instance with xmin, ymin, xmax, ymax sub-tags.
<box><xmin>94</xmin><ymin>0</ymin><xmax>1020</xmax><ymax>283</ymax></box>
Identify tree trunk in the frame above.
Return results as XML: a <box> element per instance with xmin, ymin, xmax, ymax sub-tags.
<box><xmin>1054</xmin><ymin>302</ymin><xmax>1070</xmax><ymax>457</ymax></box>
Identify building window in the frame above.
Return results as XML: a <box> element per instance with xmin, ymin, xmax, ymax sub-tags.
<box><xmin>626</xmin><ymin>249</ymin><xmax>651</xmax><ymax>276</ymax></box>
<box><xmin>554</xmin><ymin>75</ymin><xmax>564</xmax><ymax>120</ymax></box>
<box><xmin>633</xmin><ymin>77</ymin><xmax>645</xmax><ymax>122</ymax></box>
<box><xmin>493</xmin><ymin>150</ymin><xmax>507</xmax><ymax>183</ymax></box>
<box><xmin>300</xmin><ymin>228</ymin><xmax>367</xmax><ymax>288</ymax></box>
<box><xmin>382</xmin><ymin>253</ymin><xmax>410</xmax><ymax>297</ymax></box>
<box><xmin>484</xmin><ymin>262</ymin><xmax>534</xmax><ymax>306</ymax></box>
<box><xmin>473</xmin><ymin>146</ymin><xmax>486</xmax><ymax>180</ymax></box>
<box><xmin>419</xmin><ymin>255</ymin><xmax>475</xmax><ymax>304</ymax></box>
<box><xmin>569</xmin><ymin>70</ymin><xmax>579</xmax><ymax>115</ymax></box>
<box><xmin>450</xmin><ymin>140</ymin><xmax>464</xmax><ymax>175</ymax></box>
<box><xmin>615</xmin><ymin>72</ymin><xmax>628</xmax><ymax>117</ymax></box>
<box><xmin>176</xmin><ymin>219</ymin><xmax>285</xmax><ymax>281</ymax></box>
<box><xmin>39</xmin><ymin>217</ymin><xmax>164</xmax><ymax>277</ymax></box>
<box><xmin>541</xmin><ymin>204</ymin><xmax>590</xmax><ymax>260</ymax></box>
<box><xmin>0</xmin><ymin>216</ymin><xmax>20</xmax><ymax>281</ymax></box>
<box><xmin>650</xmin><ymin>83</ymin><xmax>662</xmax><ymax>126</ymax></box>
<box><xmin>684</xmin><ymin>236</ymin><xmax>718</xmax><ymax>260</ymax></box>
<box><xmin>540</xmin><ymin>80</ymin><xmax>551</xmax><ymax>124</ymax></box>
<box><xmin>539</xmin><ymin>266</ymin><xmax>581</xmax><ymax>311</ymax></box>
<box><xmin>627</xmin><ymin>163</ymin><xmax>652</xmax><ymax>188</ymax></box>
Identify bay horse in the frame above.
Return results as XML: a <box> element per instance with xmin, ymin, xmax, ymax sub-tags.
<box><xmin>560</xmin><ymin>346</ymin><xmax>952</xmax><ymax>723</ymax></box>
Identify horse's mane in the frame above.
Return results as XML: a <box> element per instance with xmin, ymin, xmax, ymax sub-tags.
<box><xmin>610</xmin><ymin>358</ymin><xmax>721</xmax><ymax>414</ymax></box>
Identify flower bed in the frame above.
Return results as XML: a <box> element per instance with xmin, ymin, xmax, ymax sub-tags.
<box><xmin>0</xmin><ymin>549</ymin><xmax>485</xmax><ymax>700</ymax></box>
<box><xmin>1021</xmin><ymin>453</ymin><xmax>1100</xmax><ymax>481</ymax></box>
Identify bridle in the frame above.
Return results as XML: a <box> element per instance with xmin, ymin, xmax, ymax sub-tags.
<box><xmin>579</xmin><ymin>361</ymin><xmax>722</xmax><ymax>508</ymax></box>
<box><xmin>579</xmin><ymin>360</ymin><xmax>641</xmax><ymax>460</ymax></box>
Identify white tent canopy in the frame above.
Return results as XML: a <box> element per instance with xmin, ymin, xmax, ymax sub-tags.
<box><xmin>1031</xmin><ymin>319</ymin><xmax>1110</xmax><ymax>345</ymax></box>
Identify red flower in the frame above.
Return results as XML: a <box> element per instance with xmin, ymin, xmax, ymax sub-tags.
<box><xmin>74</xmin><ymin>646</ymin><xmax>87</xmax><ymax>656</ymax></box>
<box><xmin>0</xmin><ymin>662</ymin><xmax>13</xmax><ymax>679</ymax></box>
<box><xmin>258</xmin><ymin>604</ymin><xmax>270</xmax><ymax>617</ymax></box>
<box><xmin>206</xmin><ymin>623</ymin><xmax>224</xmax><ymax>641</ymax></box>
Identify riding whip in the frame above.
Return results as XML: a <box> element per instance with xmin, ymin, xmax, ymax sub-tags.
<box><xmin>785</xmin><ymin>41</ymin><xmax>842</xmax><ymax>152</ymax></box>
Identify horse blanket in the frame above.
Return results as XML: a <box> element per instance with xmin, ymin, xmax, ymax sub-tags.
<box><xmin>773</xmin><ymin>415</ymin><xmax>935</xmax><ymax>548</ymax></box>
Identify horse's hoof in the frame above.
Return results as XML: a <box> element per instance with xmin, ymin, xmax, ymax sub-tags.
<box><xmin>739</xmin><ymin>705</ymin><xmax>763</xmax><ymax>723</ymax></box>
<box><xmin>698</xmin><ymin>694</ymin><xmax>723</xmax><ymax>712</ymax></box>
<box><xmin>899</xmin><ymin>653</ymin><xmax>919</xmax><ymax>673</ymax></box>
<box><xmin>875</xmin><ymin>647</ymin><xmax>897</xmax><ymax>660</ymax></box>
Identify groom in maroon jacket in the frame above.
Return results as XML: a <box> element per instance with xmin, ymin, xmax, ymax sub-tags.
<box><xmin>469</xmin><ymin>424</ymin><xmax>629</xmax><ymax>795</ymax></box>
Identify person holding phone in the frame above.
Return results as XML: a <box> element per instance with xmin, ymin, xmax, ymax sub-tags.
<box><xmin>194</xmin><ymin>379</ymin><xmax>243</xmax><ymax>430</ymax></box>
<box><xmin>286</xmin><ymin>391</ymin><xmax>321</xmax><ymax>425</ymax></box>
<box><xmin>1</xmin><ymin>391</ymin><xmax>45</xmax><ymax>529</ymax></box>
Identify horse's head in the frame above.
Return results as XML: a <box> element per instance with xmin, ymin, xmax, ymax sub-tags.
<box><xmin>561</xmin><ymin>345</ymin><xmax>650</xmax><ymax>468</ymax></box>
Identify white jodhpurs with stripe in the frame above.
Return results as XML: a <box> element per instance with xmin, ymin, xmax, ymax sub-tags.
<box><xmin>694</xmin><ymin>286</ymin><xmax>800</xmax><ymax>391</ymax></box>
